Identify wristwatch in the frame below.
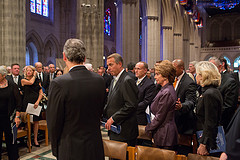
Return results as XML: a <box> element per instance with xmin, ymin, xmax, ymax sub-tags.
<box><xmin>16</xmin><ymin>115</ymin><xmax>20</xmax><ymax>118</ymax></box>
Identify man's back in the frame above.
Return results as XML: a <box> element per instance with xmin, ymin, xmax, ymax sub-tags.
<box><xmin>47</xmin><ymin>66</ymin><xmax>105</xmax><ymax>160</ymax></box>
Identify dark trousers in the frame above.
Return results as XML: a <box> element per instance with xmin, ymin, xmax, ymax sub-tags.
<box><xmin>0</xmin><ymin>115</ymin><xmax>19</xmax><ymax>160</ymax></box>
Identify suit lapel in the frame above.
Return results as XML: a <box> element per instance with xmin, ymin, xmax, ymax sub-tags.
<box><xmin>176</xmin><ymin>73</ymin><xmax>186</xmax><ymax>94</ymax></box>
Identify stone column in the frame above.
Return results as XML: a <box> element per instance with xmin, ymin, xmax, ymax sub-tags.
<box><xmin>141</xmin><ymin>0</ymin><xmax>161</xmax><ymax>68</ymax></box>
<box><xmin>0</xmin><ymin>0</ymin><xmax>26</xmax><ymax>67</ymax></box>
<box><xmin>173</xmin><ymin>33</ymin><xmax>183</xmax><ymax>59</ymax></box>
<box><xmin>183</xmin><ymin>38</ymin><xmax>190</xmax><ymax>66</ymax></box>
<box><xmin>116</xmin><ymin>0</ymin><xmax>139</xmax><ymax>66</ymax></box>
<box><xmin>162</xmin><ymin>26</ymin><xmax>174</xmax><ymax>61</ymax></box>
<box><xmin>76</xmin><ymin>0</ymin><xmax>104</xmax><ymax>69</ymax></box>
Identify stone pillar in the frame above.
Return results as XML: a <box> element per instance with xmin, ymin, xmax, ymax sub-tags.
<box><xmin>189</xmin><ymin>42</ymin><xmax>195</xmax><ymax>62</ymax></box>
<box><xmin>116</xmin><ymin>0</ymin><xmax>139</xmax><ymax>66</ymax></box>
<box><xmin>0</xmin><ymin>0</ymin><xmax>26</xmax><ymax>67</ymax></box>
<box><xmin>183</xmin><ymin>38</ymin><xmax>190</xmax><ymax>66</ymax></box>
<box><xmin>141</xmin><ymin>0</ymin><xmax>161</xmax><ymax>68</ymax></box>
<box><xmin>173</xmin><ymin>33</ymin><xmax>183</xmax><ymax>59</ymax></box>
<box><xmin>162</xmin><ymin>26</ymin><xmax>174</xmax><ymax>61</ymax></box>
<box><xmin>76</xmin><ymin>0</ymin><xmax>104</xmax><ymax>69</ymax></box>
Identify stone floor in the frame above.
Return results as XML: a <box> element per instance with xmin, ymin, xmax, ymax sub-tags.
<box><xmin>1</xmin><ymin>127</ymin><xmax>109</xmax><ymax>160</ymax></box>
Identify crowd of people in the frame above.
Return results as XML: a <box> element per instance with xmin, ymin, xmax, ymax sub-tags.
<box><xmin>0</xmin><ymin>38</ymin><xmax>240</xmax><ymax>160</ymax></box>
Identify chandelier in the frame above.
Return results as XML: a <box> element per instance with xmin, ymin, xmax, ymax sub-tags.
<box><xmin>196</xmin><ymin>0</ymin><xmax>240</xmax><ymax>10</ymax></box>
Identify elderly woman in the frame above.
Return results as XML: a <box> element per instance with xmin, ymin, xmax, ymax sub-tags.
<box><xmin>195</xmin><ymin>61</ymin><xmax>222</xmax><ymax>156</ymax></box>
<box><xmin>145</xmin><ymin>60</ymin><xmax>178</xmax><ymax>150</ymax></box>
<box><xmin>0</xmin><ymin>66</ymin><xmax>21</xmax><ymax>160</ymax></box>
<box><xmin>21</xmin><ymin>65</ymin><xmax>43</xmax><ymax>147</ymax></box>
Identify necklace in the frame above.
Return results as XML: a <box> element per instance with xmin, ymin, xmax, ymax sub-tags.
<box><xmin>0</xmin><ymin>79</ymin><xmax>8</xmax><ymax>88</ymax></box>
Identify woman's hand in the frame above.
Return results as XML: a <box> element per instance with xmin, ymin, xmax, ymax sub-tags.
<box><xmin>34</xmin><ymin>102</ymin><xmax>39</xmax><ymax>109</ymax></box>
<box><xmin>15</xmin><ymin>117</ymin><xmax>21</xmax><ymax>127</ymax></box>
<box><xmin>197</xmin><ymin>144</ymin><xmax>209</xmax><ymax>156</ymax></box>
<box><xmin>34</xmin><ymin>71</ymin><xmax>37</xmax><ymax>77</ymax></box>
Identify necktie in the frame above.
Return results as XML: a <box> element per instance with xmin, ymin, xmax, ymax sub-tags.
<box><xmin>13</xmin><ymin>76</ymin><xmax>18</xmax><ymax>84</ymax></box>
<box><xmin>38</xmin><ymin>73</ymin><xmax>42</xmax><ymax>82</ymax></box>
<box><xmin>136</xmin><ymin>80</ymin><xmax>141</xmax><ymax>86</ymax></box>
<box><xmin>173</xmin><ymin>77</ymin><xmax>178</xmax><ymax>88</ymax></box>
<box><xmin>112</xmin><ymin>78</ymin><xmax>117</xmax><ymax>89</ymax></box>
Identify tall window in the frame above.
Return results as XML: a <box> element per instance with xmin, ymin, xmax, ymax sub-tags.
<box><xmin>30</xmin><ymin>0</ymin><xmax>49</xmax><ymax>17</ymax></box>
<box><xmin>104</xmin><ymin>8</ymin><xmax>111</xmax><ymax>36</ymax></box>
<box><xmin>224</xmin><ymin>56</ymin><xmax>231</xmax><ymax>66</ymax></box>
<box><xmin>234</xmin><ymin>56</ymin><xmax>240</xmax><ymax>71</ymax></box>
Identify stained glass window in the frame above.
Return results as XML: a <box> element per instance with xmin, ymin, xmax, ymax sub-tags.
<box><xmin>234</xmin><ymin>56</ymin><xmax>240</xmax><ymax>68</ymax></box>
<box><xmin>224</xmin><ymin>56</ymin><xmax>231</xmax><ymax>66</ymax></box>
<box><xmin>30</xmin><ymin>0</ymin><xmax>35</xmax><ymax>13</ymax></box>
<box><xmin>43</xmin><ymin>0</ymin><xmax>49</xmax><ymax>17</ymax></box>
<box><xmin>30</xmin><ymin>0</ymin><xmax>49</xmax><ymax>17</ymax></box>
<box><xmin>36</xmin><ymin>0</ymin><xmax>42</xmax><ymax>15</ymax></box>
<box><xmin>104</xmin><ymin>8</ymin><xmax>111</xmax><ymax>36</ymax></box>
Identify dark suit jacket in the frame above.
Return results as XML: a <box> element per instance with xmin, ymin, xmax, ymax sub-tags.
<box><xmin>232</xmin><ymin>72</ymin><xmax>240</xmax><ymax>96</ymax></box>
<box><xmin>47</xmin><ymin>66</ymin><xmax>105</xmax><ymax>160</ymax></box>
<box><xmin>128</xmin><ymin>71</ymin><xmax>137</xmax><ymax>80</ymax></box>
<box><xmin>102</xmin><ymin>73</ymin><xmax>112</xmax><ymax>90</ymax></box>
<box><xmin>6</xmin><ymin>74</ymin><xmax>23</xmax><ymax>91</ymax></box>
<box><xmin>104</xmin><ymin>70</ymin><xmax>139</xmax><ymax>142</ymax></box>
<box><xmin>196</xmin><ymin>85</ymin><xmax>222</xmax><ymax>150</ymax></box>
<box><xmin>175</xmin><ymin>73</ymin><xmax>197</xmax><ymax>134</ymax></box>
<box><xmin>137</xmin><ymin>76</ymin><xmax>156</xmax><ymax>125</ymax></box>
<box><xmin>219</xmin><ymin>72</ymin><xmax>238</xmax><ymax>131</ymax></box>
<box><xmin>145</xmin><ymin>83</ymin><xmax>178</xmax><ymax>147</ymax></box>
<box><xmin>225</xmin><ymin>107</ymin><xmax>240</xmax><ymax>160</ymax></box>
<box><xmin>38</xmin><ymin>72</ymin><xmax>50</xmax><ymax>95</ymax></box>
<box><xmin>49</xmin><ymin>72</ymin><xmax>56</xmax><ymax>81</ymax></box>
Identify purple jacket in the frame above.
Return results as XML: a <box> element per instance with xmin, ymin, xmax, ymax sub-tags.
<box><xmin>145</xmin><ymin>83</ymin><xmax>178</xmax><ymax>147</ymax></box>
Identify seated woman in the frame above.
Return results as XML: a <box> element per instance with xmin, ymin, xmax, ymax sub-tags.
<box><xmin>21</xmin><ymin>65</ymin><xmax>43</xmax><ymax>147</ymax></box>
<box><xmin>195</xmin><ymin>61</ymin><xmax>222</xmax><ymax>156</ymax></box>
<box><xmin>145</xmin><ymin>60</ymin><xmax>178</xmax><ymax>150</ymax></box>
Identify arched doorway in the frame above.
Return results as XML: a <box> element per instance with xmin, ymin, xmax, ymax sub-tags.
<box><xmin>26</xmin><ymin>42</ymin><xmax>38</xmax><ymax>66</ymax></box>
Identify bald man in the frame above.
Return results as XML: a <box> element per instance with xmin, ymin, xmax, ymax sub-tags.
<box><xmin>172</xmin><ymin>59</ymin><xmax>197</xmax><ymax>155</ymax></box>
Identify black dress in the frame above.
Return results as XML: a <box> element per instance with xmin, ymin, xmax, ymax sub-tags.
<box><xmin>0</xmin><ymin>81</ymin><xmax>21</xmax><ymax>160</ymax></box>
<box><xmin>22</xmin><ymin>78</ymin><xmax>42</xmax><ymax>121</ymax></box>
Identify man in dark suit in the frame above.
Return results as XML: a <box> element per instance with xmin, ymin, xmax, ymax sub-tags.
<box><xmin>172</xmin><ymin>59</ymin><xmax>197</xmax><ymax>155</ymax></box>
<box><xmin>47</xmin><ymin>38</ymin><xmax>105</xmax><ymax>160</ymax></box>
<box><xmin>35</xmin><ymin>62</ymin><xmax>50</xmax><ymax>95</ymax></box>
<box><xmin>98</xmin><ymin>66</ymin><xmax>112</xmax><ymax>93</ymax></box>
<box><xmin>6</xmin><ymin>63</ymin><xmax>23</xmax><ymax>91</ymax></box>
<box><xmin>209</xmin><ymin>57</ymin><xmax>238</xmax><ymax>131</ymax></box>
<box><xmin>135</xmin><ymin>61</ymin><xmax>156</xmax><ymax>125</ymax></box>
<box><xmin>127</xmin><ymin>62</ymin><xmax>137</xmax><ymax>80</ymax></box>
<box><xmin>104</xmin><ymin>53</ymin><xmax>139</xmax><ymax>146</ymax></box>
<box><xmin>48</xmin><ymin>64</ymin><xmax>56</xmax><ymax>81</ymax></box>
<box><xmin>220</xmin><ymin>107</ymin><xmax>240</xmax><ymax>160</ymax></box>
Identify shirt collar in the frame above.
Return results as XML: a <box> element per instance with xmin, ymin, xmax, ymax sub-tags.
<box><xmin>177</xmin><ymin>70</ymin><xmax>185</xmax><ymax>81</ymax></box>
<box><xmin>69</xmin><ymin>65</ymin><xmax>85</xmax><ymax>72</ymax></box>
<box><xmin>137</xmin><ymin>75</ymin><xmax>146</xmax><ymax>83</ymax></box>
<box><xmin>114</xmin><ymin>69</ymin><xmax>124</xmax><ymax>82</ymax></box>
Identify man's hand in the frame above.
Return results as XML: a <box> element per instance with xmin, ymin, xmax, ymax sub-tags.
<box><xmin>197</xmin><ymin>144</ymin><xmax>209</xmax><ymax>156</ymax></box>
<box><xmin>15</xmin><ymin>117</ymin><xmax>21</xmax><ymax>127</ymax></box>
<box><xmin>220</xmin><ymin>152</ymin><xmax>227</xmax><ymax>160</ymax></box>
<box><xmin>105</xmin><ymin>117</ymin><xmax>114</xmax><ymax>130</ymax></box>
<box><xmin>175</xmin><ymin>98</ymin><xmax>182</xmax><ymax>110</ymax></box>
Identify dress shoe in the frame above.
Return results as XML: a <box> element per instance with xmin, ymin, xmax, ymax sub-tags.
<box><xmin>33</xmin><ymin>143</ymin><xmax>40</xmax><ymax>147</ymax></box>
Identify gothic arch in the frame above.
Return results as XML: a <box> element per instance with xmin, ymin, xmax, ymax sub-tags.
<box><xmin>234</xmin><ymin>19</ymin><xmax>240</xmax><ymax>39</ymax></box>
<box><xmin>26</xmin><ymin>30</ymin><xmax>44</xmax><ymax>54</ymax></box>
<box><xmin>221</xmin><ymin>20</ymin><xmax>232</xmax><ymax>41</ymax></box>
<box><xmin>210</xmin><ymin>21</ymin><xmax>220</xmax><ymax>41</ymax></box>
<box><xmin>44</xmin><ymin>34</ymin><xmax>60</xmax><ymax>58</ymax></box>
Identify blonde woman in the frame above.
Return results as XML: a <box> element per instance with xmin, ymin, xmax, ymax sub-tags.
<box><xmin>21</xmin><ymin>65</ymin><xmax>43</xmax><ymax>147</ymax></box>
<box><xmin>195</xmin><ymin>61</ymin><xmax>222</xmax><ymax>156</ymax></box>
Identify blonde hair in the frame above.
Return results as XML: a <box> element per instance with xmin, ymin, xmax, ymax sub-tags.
<box><xmin>196</xmin><ymin>61</ymin><xmax>221</xmax><ymax>87</ymax></box>
<box><xmin>24</xmin><ymin>65</ymin><xmax>36</xmax><ymax>78</ymax></box>
<box><xmin>155</xmin><ymin>60</ymin><xmax>176</xmax><ymax>84</ymax></box>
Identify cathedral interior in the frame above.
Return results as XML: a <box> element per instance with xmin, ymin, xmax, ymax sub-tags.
<box><xmin>0</xmin><ymin>0</ymin><xmax>240</xmax><ymax>70</ymax></box>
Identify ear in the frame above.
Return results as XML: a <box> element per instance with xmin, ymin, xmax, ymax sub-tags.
<box><xmin>63</xmin><ymin>52</ymin><xmax>67</xmax><ymax>62</ymax></box>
